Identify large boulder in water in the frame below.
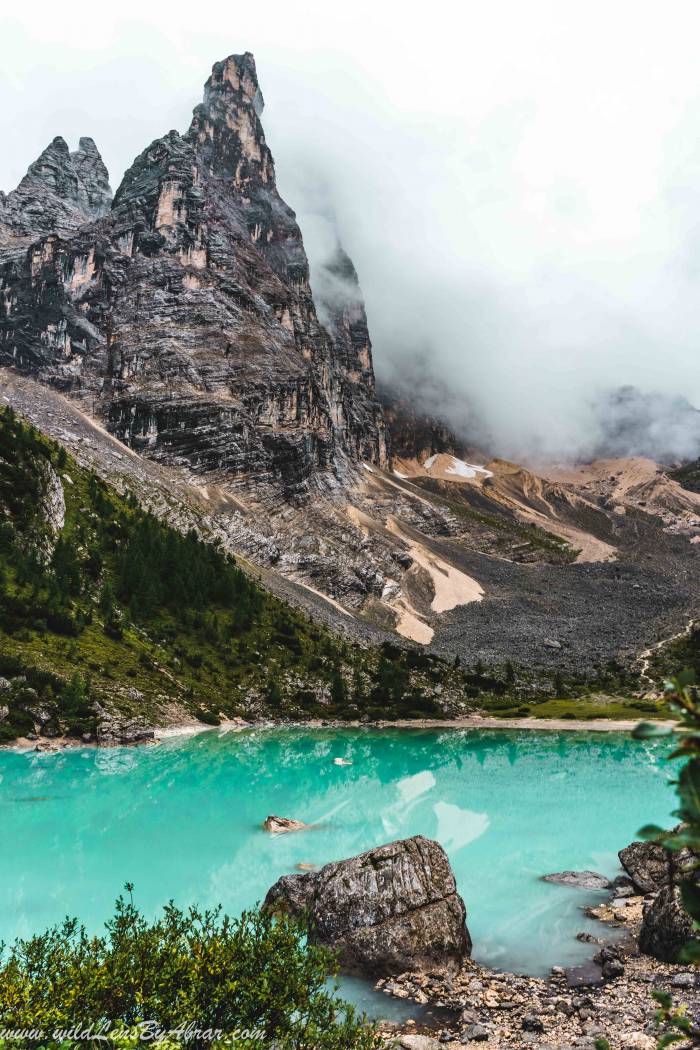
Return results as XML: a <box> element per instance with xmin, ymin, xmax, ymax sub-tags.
<box><xmin>264</xmin><ymin>834</ymin><xmax>471</xmax><ymax>977</ymax></box>
<box><xmin>639</xmin><ymin>886</ymin><xmax>700</xmax><ymax>962</ymax></box>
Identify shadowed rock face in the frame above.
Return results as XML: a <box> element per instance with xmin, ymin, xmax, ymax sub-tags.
<box><xmin>0</xmin><ymin>53</ymin><xmax>387</xmax><ymax>500</ymax></box>
<box><xmin>264</xmin><ymin>834</ymin><xmax>472</xmax><ymax>977</ymax></box>
<box><xmin>639</xmin><ymin>885</ymin><xmax>699</xmax><ymax>962</ymax></box>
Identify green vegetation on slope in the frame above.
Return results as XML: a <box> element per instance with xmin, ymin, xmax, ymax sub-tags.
<box><xmin>0</xmin><ymin>407</ymin><xmax>469</xmax><ymax>740</ymax></box>
<box><xmin>670</xmin><ymin>458</ymin><xmax>700</xmax><ymax>494</ymax></box>
<box><xmin>0</xmin><ymin>888</ymin><xmax>380</xmax><ymax>1049</ymax></box>
<box><xmin>0</xmin><ymin>407</ymin><xmax>667</xmax><ymax>740</ymax></box>
<box><xmin>644</xmin><ymin>621</ymin><xmax>700</xmax><ymax>687</ymax></box>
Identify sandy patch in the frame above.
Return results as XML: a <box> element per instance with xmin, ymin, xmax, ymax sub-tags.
<box><xmin>394</xmin><ymin>600</ymin><xmax>434</xmax><ymax>644</ymax></box>
<box><xmin>387</xmin><ymin>518</ymin><xmax>484</xmax><ymax>612</ymax></box>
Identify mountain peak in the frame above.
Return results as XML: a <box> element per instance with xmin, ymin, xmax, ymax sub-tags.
<box><xmin>187</xmin><ymin>51</ymin><xmax>271</xmax><ymax>188</ymax></box>
<box><xmin>0</xmin><ymin>135</ymin><xmax>112</xmax><ymax>245</ymax></box>
<box><xmin>70</xmin><ymin>136</ymin><xmax>113</xmax><ymax>217</ymax></box>
<box><xmin>206</xmin><ymin>53</ymin><xmax>264</xmax><ymax>115</ymax></box>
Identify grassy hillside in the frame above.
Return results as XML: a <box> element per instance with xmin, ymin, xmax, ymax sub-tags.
<box><xmin>0</xmin><ymin>407</ymin><xmax>472</xmax><ymax>741</ymax></box>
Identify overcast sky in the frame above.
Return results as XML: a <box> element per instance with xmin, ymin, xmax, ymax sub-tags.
<box><xmin>3</xmin><ymin>0</ymin><xmax>700</xmax><ymax>461</ymax></box>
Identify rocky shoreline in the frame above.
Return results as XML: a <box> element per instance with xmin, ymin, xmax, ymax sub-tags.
<box><xmin>376</xmin><ymin>942</ymin><xmax>698</xmax><ymax>1049</ymax></box>
<box><xmin>1</xmin><ymin>711</ymin><xmax>675</xmax><ymax>753</ymax></box>
<box><xmin>262</xmin><ymin>834</ymin><xmax>700</xmax><ymax>1049</ymax></box>
<box><xmin>377</xmin><ymin>854</ymin><xmax>700</xmax><ymax>1049</ymax></box>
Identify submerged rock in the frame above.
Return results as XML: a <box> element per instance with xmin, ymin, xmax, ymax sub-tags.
<box><xmin>543</xmin><ymin>870</ymin><xmax>612</xmax><ymax>890</ymax></box>
<box><xmin>262</xmin><ymin>815</ymin><xmax>310</xmax><ymax>834</ymax></box>
<box><xmin>638</xmin><ymin>885</ymin><xmax>700</xmax><ymax>962</ymax></box>
<box><xmin>264</xmin><ymin>834</ymin><xmax>471</xmax><ymax>977</ymax></box>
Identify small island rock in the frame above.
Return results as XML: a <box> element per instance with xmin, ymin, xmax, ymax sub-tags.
<box><xmin>543</xmin><ymin>870</ymin><xmax>612</xmax><ymax>890</ymax></box>
<box><xmin>263</xmin><ymin>815</ymin><xmax>310</xmax><ymax>834</ymax></box>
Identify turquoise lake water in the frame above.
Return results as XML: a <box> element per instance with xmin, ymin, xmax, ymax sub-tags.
<box><xmin>0</xmin><ymin>727</ymin><xmax>676</xmax><ymax>1009</ymax></box>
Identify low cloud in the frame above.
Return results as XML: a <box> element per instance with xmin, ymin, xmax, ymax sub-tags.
<box><xmin>4</xmin><ymin>1</ymin><xmax>700</xmax><ymax>464</ymax></box>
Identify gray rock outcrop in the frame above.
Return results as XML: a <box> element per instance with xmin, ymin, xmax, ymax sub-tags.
<box><xmin>543</xmin><ymin>870</ymin><xmax>612</xmax><ymax>890</ymax></box>
<box><xmin>638</xmin><ymin>885</ymin><xmax>700</xmax><ymax>962</ymax></box>
<box><xmin>263</xmin><ymin>834</ymin><xmax>471</xmax><ymax>977</ymax></box>
<box><xmin>0</xmin><ymin>135</ymin><xmax>111</xmax><ymax>247</ymax></box>
<box><xmin>619</xmin><ymin>836</ymin><xmax>694</xmax><ymax>894</ymax></box>
<box><xmin>93</xmin><ymin>703</ymin><xmax>155</xmax><ymax>746</ymax></box>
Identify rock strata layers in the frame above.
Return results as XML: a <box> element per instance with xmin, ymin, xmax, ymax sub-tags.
<box><xmin>264</xmin><ymin>834</ymin><xmax>471</xmax><ymax>976</ymax></box>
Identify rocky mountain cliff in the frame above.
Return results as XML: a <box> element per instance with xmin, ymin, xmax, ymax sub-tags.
<box><xmin>1</xmin><ymin>53</ymin><xmax>698</xmax><ymax>692</ymax></box>
<box><xmin>0</xmin><ymin>53</ymin><xmax>386</xmax><ymax>500</ymax></box>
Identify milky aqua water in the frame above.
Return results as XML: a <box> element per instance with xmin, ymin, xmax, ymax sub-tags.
<box><xmin>0</xmin><ymin>727</ymin><xmax>675</xmax><ymax>1014</ymax></box>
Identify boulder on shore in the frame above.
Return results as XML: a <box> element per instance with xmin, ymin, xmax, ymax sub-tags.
<box><xmin>262</xmin><ymin>815</ymin><xmax>310</xmax><ymax>834</ymax></box>
<box><xmin>264</xmin><ymin>834</ymin><xmax>471</xmax><ymax>977</ymax></box>
<box><xmin>638</xmin><ymin>885</ymin><xmax>700</xmax><ymax>962</ymax></box>
<box><xmin>619</xmin><ymin>836</ymin><xmax>694</xmax><ymax>894</ymax></box>
<box><xmin>543</xmin><ymin>870</ymin><xmax>612</xmax><ymax>890</ymax></box>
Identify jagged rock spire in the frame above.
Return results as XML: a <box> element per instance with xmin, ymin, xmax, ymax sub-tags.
<box><xmin>187</xmin><ymin>53</ymin><xmax>273</xmax><ymax>189</ymax></box>
<box><xmin>71</xmin><ymin>136</ymin><xmax>112</xmax><ymax>217</ymax></box>
<box><xmin>0</xmin><ymin>51</ymin><xmax>387</xmax><ymax>492</ymax></box>
<box><xmin>0</xmin><ymin>135</ymin><xmax>112</xmax><ymax>246</ymax></box>
<box><xmin>18</xmin><ymin>136</ymin><xmax>79</xmax><ymax>200</ymax></box>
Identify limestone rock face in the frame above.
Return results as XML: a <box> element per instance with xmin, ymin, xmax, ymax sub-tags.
<box><xmin>93</xmin><ymin>703</ymin><xmax>155</xmax><ymax>746</ymax></box>
<box><xmin>0</xmin><ymin>53</ymin><xmax>387</xmax><ymax>501</ymax></box>
<box><xmin>638</xmin><ymin>885</ymin><xmax>699</xmax><ymax>962</ymax></box>
<box><xmin>264</xmin><ymin>834</ymin><xmax>471</xmax><ymax>977</ymax></box>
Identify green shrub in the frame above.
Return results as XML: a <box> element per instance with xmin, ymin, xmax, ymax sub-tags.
<box><xmin>194</xmin><ymin>708</ymin><xmax>220</xmax><ymax>726</ymax></box>
<box><xmin>0</xmin><ymin>890</ymin><xmax>380</xmax><ymax>1049</ymax></box>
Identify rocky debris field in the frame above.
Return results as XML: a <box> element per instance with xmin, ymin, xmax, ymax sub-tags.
<box><xmin>377</xmin><ymin>946</ymin><xmax>700</xmax><ymax>1049</ymax></box>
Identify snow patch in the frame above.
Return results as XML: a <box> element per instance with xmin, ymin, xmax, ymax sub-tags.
<box><xmin>424</xmin><ymin>454</ymin><xmax>438</xmax><ymax>468</ymax></box>
<box><xmin>393</xmin><ymin>469</ymin><xmax>409</xmax><ymax>479</ymax></box>
<box><xmin>362</xmin><ymin>463</ymin><xmax>374</xmax><ymax>473</ymax></box>
<box><xmin>445</xmin><ymin>456</ymin><xmax>494</xmax><ymax>479</ymax></box>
